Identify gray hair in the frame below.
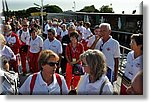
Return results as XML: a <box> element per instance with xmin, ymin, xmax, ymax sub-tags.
<box><xmin>80</xmin><ymin>49</ymin><xmax>107</xmax><ymax>81</ymax></box>
<box><xmin>99</xmin><ymin>23</ymin><xmax>111</xmax><ymax>30</ymax></box>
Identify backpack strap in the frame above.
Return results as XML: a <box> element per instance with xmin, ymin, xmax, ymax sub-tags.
<box><xmin>19</xmin><ymin>29</ymin><xmax>23</xmax><ymax>41</ymax></box>
<box><xmin>30</xmin><ymin>73</ymin><xmax>38</xmax><ymax>95</ymax></box>
<box><xmin>30</xmin><ymin>73</ymin><xmax>62</xmax><ymax>95</ymax></box>
<box><xmin>99</xmin><ymin>80</ymin><xmax>109</xmax><ymax>95</ymax></box>
<box><xmin>55</xmin><ymin>73</ymin><xmax>62</xmax><ymax>95</ymax></box>
<box><xmin>19</xmin><ymin>29</ymin><xmax>22</xmax><ymax>37</ymax></box>
<box><xmin>68</xmin><ymin>43</ymin><xmax>72</xmax><ymax>62</ymax></box>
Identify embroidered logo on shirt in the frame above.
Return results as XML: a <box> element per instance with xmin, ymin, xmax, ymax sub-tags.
<box><xmin>107</xmin><ymin>47</ymin><xmax>110</xmax><ymax>51</ymax></box>
<box><xmin>136</xmin><ymin>63</ymin><xmax>141</xmax><ymax>68</ymax></box>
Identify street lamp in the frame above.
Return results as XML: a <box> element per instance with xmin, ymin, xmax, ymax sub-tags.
<box><xmin>33</xmin><ymin>0</ymin><xmax>44</xmax><ymax>33</ymax></box>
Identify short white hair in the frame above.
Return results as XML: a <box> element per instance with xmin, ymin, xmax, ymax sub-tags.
<box><xmin>99</xmin><ymin>23</ymin><xmax>111</xmax><ymax>30</ymax></box>
<box><xmin>61</xmin><ymin>24</ymin><xmax>66</xmax><ymax>27</ymax></box>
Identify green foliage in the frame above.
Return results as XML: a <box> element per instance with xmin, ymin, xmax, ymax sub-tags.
<box><xmin>7</xmin><ymin>5</ymin><xmax>63</xmax><ymax>18</ymax></box>
<box><xmin>78</xmin><ymin>4</ymin><xmax>114</xmax><ymax>13</ymax></box>
<box><xmin>79</xmin><ymin>5</ymin><xmax>99</xmax><ymax>13</ymax></box>
<box><xmin>99</xmin><ymin>5</ymin><xmax>114</xmax><ymax>13</ymax></box>
<box><xmin>7</xmin><ymin>4</ymin><xmax>114</xmax><ymax>18</ymax></box>
<box><xmin>26</xmin><ymin>7</ymin><xmax>40</xmax><ymax>14</ymax></box>
<box><xmin>44</xmin><ymin>5</ymin><xmax>63</xmax><ymax>13</ymax></box>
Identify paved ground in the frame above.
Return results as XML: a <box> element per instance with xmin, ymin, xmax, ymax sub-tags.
<box><xmin>114</xmin><ymin>75</ymin><xmax>122</xmax><ymax>94</ymax></box>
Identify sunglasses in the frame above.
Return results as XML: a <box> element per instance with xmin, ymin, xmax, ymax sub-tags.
<box><xmin>47</xmin><ymin>62</ymin><xmax>59</xmax><ymax>66</ymax></box>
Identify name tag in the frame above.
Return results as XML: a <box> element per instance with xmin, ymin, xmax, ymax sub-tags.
<box><xmin>72</xmin><ymin>58</ymin><xmax>76</xmax><ymax>62</ymax></box>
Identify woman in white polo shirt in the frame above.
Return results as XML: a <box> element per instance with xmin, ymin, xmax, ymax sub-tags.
<box><xmin>0</xmin><ymin>34</ymin><xmax>16</xmax><ymax>65</ymax></box>
<box><xmin>77</xmin><ymin>49</ymin><xmax>113</xmax><ymax>95</ymax></box>
<box><xmin>28</xmin><ymin>27</ymin><xmax>43</xmax><ymax>73</ymax></box>
<box><xmin>120</xmin><ymin>34</ymin><xmax>143</xmax><ymax>95</ymax></box>
<box><xmin>19</xmin><ymin>50</ymin><xmax>68</xmax><ymax>95</ymax></box>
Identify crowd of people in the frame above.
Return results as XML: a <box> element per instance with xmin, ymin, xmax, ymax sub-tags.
<box><xmin>0</xmin><ymin>17</ymin><xmax>143</xmax><ymax>95</ymax></box>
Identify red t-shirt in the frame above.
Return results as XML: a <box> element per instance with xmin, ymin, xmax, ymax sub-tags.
<box><xmin>65</xmin><ymin>42</ymin><xmax>84</xmax><ymax>62</ymax></box>
<box><xmin>9</xmin><ymin>32</ymin><xmax>21</xmax><ymax>54</ymax></box>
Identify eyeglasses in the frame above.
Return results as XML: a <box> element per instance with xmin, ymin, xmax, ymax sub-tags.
<box><xmin>47</xmin><ymin>62</ymin><xmax>58</xmax><ymax>67</ymax></box>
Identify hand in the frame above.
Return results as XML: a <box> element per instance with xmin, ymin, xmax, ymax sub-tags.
<box><xmin>9</xmin><ymin>44</ymin><xmax>13</xmax><ymax>48</ymax></box>
<box><xmin>95</xmin><ymin>35</ymin><xmax>100</xmax><ymax>41</ymax></box>
<box><xmin>27</xmin><ymin>56</ymin><xmax>30</xmax><ymax>61</ymax></box>
<box><xmin>68</xmin><ymin>85</ymin><xmax>77</xmax><ymax>95</ymax></box>
<box><xmin>70</xmin><ymin>61</ymin><xmax>76</xmax><ymax>66</ymax></box>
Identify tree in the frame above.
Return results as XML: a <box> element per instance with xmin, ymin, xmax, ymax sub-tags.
<box><xmin>99</xmin><ymin>4</ymin><xmax>114</xmax><ymax>13</ymax></box>
<box><xmin>6</xmin><ymin>5</ymin><xmax>63</xmax><ymax>18</ymax></box>
<box><xmin>78</xmin><ymin>5</ymin><xmax>99</xmax><ymax>12</ymax></box>
<box><xmin>14</xmin><ymin>10</ymin><xmax>28</xmax><ymax>18</ymax></box>
<box><xmin>26</xmin><ymin>7</ymin><xmax>40</xmax><ymax>14</ymax></box>
<box><xmin>44</xmin><ymin>5</ymin><xmax>63</xmax><ymax>13</ymax></box>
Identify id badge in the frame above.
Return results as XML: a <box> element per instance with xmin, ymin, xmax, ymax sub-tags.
<box><xmin>72</xmin><ymin>58</ymin><xmax>76</xmax><ymax>62</ymax></box>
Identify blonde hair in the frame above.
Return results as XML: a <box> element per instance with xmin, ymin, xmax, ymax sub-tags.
<box><xmin>0</xmin><ymin>34</ymin><xmax>6</xmax><ymax>45</ymax></box>
<box><xmin>80</xmin><ymin>49</ymin><xmax>107</xmax><ymax>81</ymax></box>
<box><xmin>38</xmin><ymin>50</ymin><xmax>59</xmax><ymax>70</ymax></box>
<box><xmin>4</xmin><ymin>24</ymin><xmax>12</xmax><ymax>31</ymax></box>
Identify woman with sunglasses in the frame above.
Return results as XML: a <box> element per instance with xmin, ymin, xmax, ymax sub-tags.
<box><xmin>77</xmin><ymin>49</ymin><xmax>113</xmax><ymax>95</ymax></box>
<box><xmin>19</xmin><ymin>50</ymin><xmax>68</xmax><ymax>95</ymax></box>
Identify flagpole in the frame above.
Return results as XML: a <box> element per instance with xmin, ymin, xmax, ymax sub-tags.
<box><xmin>5</xmin><ymin>0</ymin><xmax>9</xmax><ymax>19</ymax></box>
<box><xmin>2</xmin><ymin>0</ymin><xmax>6</xmax><ymax>19</ymax></box>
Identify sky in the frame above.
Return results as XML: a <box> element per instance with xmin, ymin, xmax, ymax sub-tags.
<box><xmin>0</xmin><ymin>0</ymin><xmax>143</xmax><ymax>14</ymax></box>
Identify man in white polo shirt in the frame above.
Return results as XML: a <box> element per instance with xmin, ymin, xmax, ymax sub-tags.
<box><xmin>43</xmin><ymin>28</ymin><xmax>63</xmax><ymax>73</ymax></box>
<box><xmin>87</xmin><ymin>25</ymin><xmax>101</xmax><ymax>49</ymax></box>
<box><xmin>95</xmin><ymin>23</ymin><xmax>120</xmax><ymax>83</ymax></box>
<box><xmin>43</xmin><ymin>20</ymin><xmax>53</xmax><ymax>39</ymax></box>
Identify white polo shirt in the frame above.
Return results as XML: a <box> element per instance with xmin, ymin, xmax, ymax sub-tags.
<box><xmin>43</xmin><ymin>38</ymin><xmax>63</xmax><ymax>55</ymax></box>
<box><xmin>0</xmin><ymin>45</ymin><xmax>16</xmax><ymax>61</ymax></box>
<box><xmin>19</xmin><ymin>72</ymin><xmax>69</xmax><ymax>95</ymax></box>
<box><xmin>44</xmin><ymin>23</ymin><xmax>51</xmax><ymax>35</ymax></box>
<box><xmin>82</xmin><ymin>28</ymin><xmax>92</xmax><ymax>40</ymax></box>
<box><xmin>60</xmin><ymin>30</ymin><xmax>68</xmax><ymax>38</ymax></box>
<box><xmin>55</xmin><ymin>26</ymin><xmax>62</xmax><ymax>36</ymax></box>
<box><xmin>5</xmin><ymin>35</ymin><xmax>16</xmax><ymax>44</ymax></box>
<box><xmin>77</xmin><ymin>74</ymin><xmax>113</xmax><ymax>95</ymax></box>
<box><xmin>77</xmin><ymin>26</ymin><xmax>86</xmax><ymax>35</ymax></box>
<box><xmin>87</xmin><ymin>35</ymin><xmax>96</xmax><ymax>48</ymax></box>
<box><xmin>124</xmin><ymin>51</ymin><xmax>143</xmax><ymax>80</ymax></box>
<box><xmin>95</xmin><ymin>36</ymin><xmax>120</xmax><ymax>71</ymax></box>
<box><xmin>17</xmin><ymin>29</ymin><xmax>30</xmax><ymax>45</ymax></box>
<box><xmin>29</xmin><ymin>35</ymin><xmax>43</xmax><ymax>53</ymax></box>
